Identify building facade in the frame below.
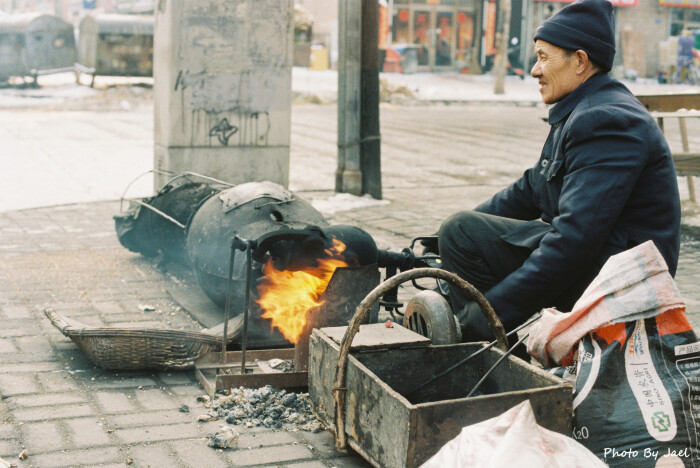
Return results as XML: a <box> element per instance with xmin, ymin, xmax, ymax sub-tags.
<box><xmin>298</xmin><ymin>0</ymin><xmax>700</xmax><ymax>79</ymax></box>
<box><xmin>389</xmin><ymin>0</ymin><xmax>483</xmax><ymax>72</ymax></box>
<box><xmin>5</xmin><ymin>0</ymin><xmax>700</xmax><ymax>78</ymax></box>
<box><xmin>523</xmin><ymin>0</ymin><xmax>677</xmax><ymax>79</ymax></box>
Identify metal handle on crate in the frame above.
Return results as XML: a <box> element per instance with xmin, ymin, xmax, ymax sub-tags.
<box><xmin>331</xmin><ymin>268</ymin><xmax>507</xmax><ymax>452</ymax></box>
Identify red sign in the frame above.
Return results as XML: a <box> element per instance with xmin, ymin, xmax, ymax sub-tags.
<box><xmin>533</xmin><ymin>0</ymin><xmax>638</xmax><ymax>6</ymax></box>
<box><xmin>378</xmin><ymin>3</ymin><xmax>389</xmax><ymax>49</ymax></box>
<box><xmin>659</xmin><ymin>0</ymin><xmax>700</xmax><ymax>8</ymax></box>
<box><xmin>484</xmin><ymin>0</ymin><xmax>497</xmax><ymax>55</ymax></box>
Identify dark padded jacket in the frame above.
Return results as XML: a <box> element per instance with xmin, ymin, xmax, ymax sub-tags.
<box><xmin>475</xmin><ymin>73</ymin><xmax>681</xmax><ymax>329</ymax></box>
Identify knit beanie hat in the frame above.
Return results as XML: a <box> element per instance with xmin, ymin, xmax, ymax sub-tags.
<box><xmin>533</xmin><ymin>0</ymin><xmax>615</xmax><ymax>71</ymax></box>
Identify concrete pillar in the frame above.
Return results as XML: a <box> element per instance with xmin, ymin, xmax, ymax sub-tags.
<box><xmin>154</xmin><ymin>0</ymin><xmax>294</xmax><ymax>190</ymax></box>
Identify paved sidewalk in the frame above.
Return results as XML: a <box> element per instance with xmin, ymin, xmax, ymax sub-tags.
<box><xmin>292</xmin><ymin>68</ymin><xmax>700</xmax><ymax>105</ymax></box>
<box><xmin>8</xmin><ymin>68</ymin><xmax>698</xmax><ymax>108</ymax></box>
<box><xmin>0</xmin><ymin>202</ymin><xmax>371</xmax><ymax>468</ymax></box>
<box><xmin>2</xmin><ymin>194</ymin><xmax>700</xmax><ymax>468</ymax></box>
<box><xmin>3</xmin><ymin>74</ymin><xmax>700</xmax><ymax>467</ymax></box>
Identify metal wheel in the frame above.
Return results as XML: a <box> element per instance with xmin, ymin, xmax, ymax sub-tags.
<box><xmin>403</xmin><ymin>290</ymin><xmax>461</xmax><ymax>345</ymax></box>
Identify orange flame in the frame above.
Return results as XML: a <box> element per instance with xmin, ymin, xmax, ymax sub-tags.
<box><xmin>256</xmin><ymin>238</ymin><xmax>348</xmax><ymax>343</ymax></box>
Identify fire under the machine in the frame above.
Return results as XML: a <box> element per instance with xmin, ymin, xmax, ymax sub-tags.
<box><xmin>289</xmin><ymin>264</ymin><xmax>379</xmax><ymax>371</ymax></box>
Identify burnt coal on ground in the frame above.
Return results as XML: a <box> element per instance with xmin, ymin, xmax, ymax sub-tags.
<box><xmin>200</xmin><ymin>385</ymin><xmax>324</xmax><ymax>433</ymax></box>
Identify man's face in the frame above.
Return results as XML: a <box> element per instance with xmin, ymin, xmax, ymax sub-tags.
<box><xmin>531</xmin><ymin>40</ymin><xmax>580</xmax><ymax>104</ymax></box>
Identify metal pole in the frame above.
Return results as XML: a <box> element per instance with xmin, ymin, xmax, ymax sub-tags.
<box><xmin>679</xmin><ymin>117</ymin><xmax>697</xmax><ymax>203</ymax></box>
<box><xmin>493</xmin><ymin>0</ymin><xmax>511</xmax><ymax>95</ymax></box>
<box><xmin>222</xmin><ymin>239</ymin><xmax>237</xmax><ymax>364</ymax></box>
<box><xmin>240</xmin><ymin>241</ymin><xmax>252</xmax><ymax>375</ymax></box>
<box><xmin>466</xmin><ymin>331</ymin><xmax>530</xmax><ymax>398</ymax></box>
<box><xmin>360</xmin><ymin>0</ymin><xmax>382</xmax><ymax>199</ymax></box>
<box><xmin>405</xmin><ymin>313</ymin><xmax>542</xmax><ymax>398</ymax></box>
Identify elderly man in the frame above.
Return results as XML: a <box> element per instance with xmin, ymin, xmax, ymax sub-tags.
<box><xmin>438</xmin><ymin>0</ymin><xmax>681</xmax><ymax>343</ymax></box>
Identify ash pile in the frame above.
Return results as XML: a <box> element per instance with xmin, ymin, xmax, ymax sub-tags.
<box><xmin>202</xmin><ymin>385</ymin><xmax>324</xmax><ymax>433</ymax></box>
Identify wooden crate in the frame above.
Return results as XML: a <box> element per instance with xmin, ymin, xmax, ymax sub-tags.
<box><xmin>309</xmin><ymin>324</ymin><xmax>573</xmax><ymax>468</ymax></box>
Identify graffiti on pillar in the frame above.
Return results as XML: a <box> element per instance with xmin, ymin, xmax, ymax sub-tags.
<box><xmin>206</xmin><ymin>110</ymin><xmax>270</xmax><ymax>147</ymax></box>
<box><xmin>208</xmin><ymin>118</ymin><xmax>238</xmax><ymax>146</ymax></box>
<box><xmin>241</xmin><ymin>111</ymin><xmax>270</xmax><ymax>146</ymax></box>
<box><xmin>174</xmin><ymin>70</ymin><xmax>185</xmax><ymax>91</ymax></box>
<box><xmin>175</xmin><ymin>69</ymin><xmax>276</xmax><ymax>147</ymax></box>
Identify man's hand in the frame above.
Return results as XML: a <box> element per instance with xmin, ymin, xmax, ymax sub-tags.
<box><xmin>418</xmin><ymin>236</ymin><xmax>439</xmax><ymax>256</ymax></box>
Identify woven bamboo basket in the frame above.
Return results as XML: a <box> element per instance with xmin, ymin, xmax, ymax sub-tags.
<box><xmin>44</xmin><ymin>308</ymin><xmax>223</xmax><ymax>370</ymax></box>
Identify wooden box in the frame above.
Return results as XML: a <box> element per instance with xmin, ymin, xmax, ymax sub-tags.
<box><xmin>309</xmin><ymin>324</ymin><xmax>573</xmax><ymax>468</ymax></box>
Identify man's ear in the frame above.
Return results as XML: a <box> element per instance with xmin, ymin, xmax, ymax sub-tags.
<box><xmin>574</xmin><ymin>49</ymin><xmax>591</xmax><ymax>74</ymax></box>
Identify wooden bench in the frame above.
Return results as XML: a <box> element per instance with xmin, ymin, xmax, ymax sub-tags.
<box><xmin>637</xmin><ymin>93</ymin><xmax>700</xmax><ymax>203</ymax></box>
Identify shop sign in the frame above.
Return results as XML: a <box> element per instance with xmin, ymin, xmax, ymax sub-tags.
<box><xmin>484</xmin><ymin>0</ymin><xmax>497</xmax><ymax>55</ymax></box>
<box><xmin>379</xmin><ymin>0</ymin><xmax>389</xmax><ymax>49</ymax></box>
<box><xmin>533</xmin><ymin>0</ymin><xmax>638</xmax><ymax>6</ymax></box>
<box><xmin>658</xmin><ymin>0</ymin><xmax>700</xmax><ymax>8</ymax></box>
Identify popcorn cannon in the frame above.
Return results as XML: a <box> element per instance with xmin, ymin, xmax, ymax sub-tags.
<box><xmin>114</xmin><ymin>174</ymin><xmax>464</xmax><ymax>349</ymax></box>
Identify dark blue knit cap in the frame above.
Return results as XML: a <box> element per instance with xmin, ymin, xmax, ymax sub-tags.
<box><xmin>533</xmin><ymin>0</ymin><xmax>615</xmax><ymax>71</ymax></box>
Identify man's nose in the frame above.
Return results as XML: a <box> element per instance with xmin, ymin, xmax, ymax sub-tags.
<box><xmin>531</xmin><ymin>62</ymin><xmax>541</xmax><ymax>78</ymax></box>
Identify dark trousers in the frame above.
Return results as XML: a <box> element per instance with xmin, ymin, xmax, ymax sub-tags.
<box><xmin>438</xmin><ymin>211</ymin><xmax>544</xmax><ymax>342</ymax></box>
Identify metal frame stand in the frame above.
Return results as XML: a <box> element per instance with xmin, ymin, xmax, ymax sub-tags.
<box><xmin>194</xmin><ymin>235</ymin><xmax>307</xmax><ymax>397</ymax></box>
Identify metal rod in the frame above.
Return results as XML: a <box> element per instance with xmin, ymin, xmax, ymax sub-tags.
<box><xmin>405</xmin><ymin>313</ymin><xmax>541</xmax><ymax>398</ymax></box>
<box><xmin>128</xmin><ymin>199</ymin><xmax>187</xmax><ymax>229</ymax></box>
<box><xmin>466</xmin><ymin>331</ymin><xmax>531</xmax><ymax>398</ymax></box>
<box><xmin>119</xmin><ymin>169</ymin><xmax>235</xmax><ymax>213</ymax></box>
<box><xmin>240</xmin><ymin>241</ymin><xmax>253</xmax><ymax>375</ymax></box>
<box><xmin>679</xmin><ymin>117</ymin><xmax>697</xmax><ymax>203</ymax></box>
<box><xmin>178</xmin><ymin>171</ymin><xmax>236</xmax><ymax>187</ymax></box>
<box><xmin>118</xmin><ymin>169</ymin><xmax>174</xmax><ymax>212</ymax></box>
<box><xmin>222</xmin><ymin>238</ymin><xmax>237</xmax><ymax>364</ymax></box>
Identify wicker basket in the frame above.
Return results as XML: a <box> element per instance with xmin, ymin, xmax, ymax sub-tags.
<box><xmin>44</xmin><ymin>308</ymin><xmax>223</xmax><ymax>370</ymax></box>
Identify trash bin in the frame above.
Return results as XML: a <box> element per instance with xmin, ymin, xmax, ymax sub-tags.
<box><xmin>77</xmin><ymin>14</ymin><xmax>153</xmax><ymax>78</ymax></box>
<box><xmin>0</xmin><ymin>13</ymin><xmax>76</xmax><ymax>82</ymax></box>
<box><xmin>383</xmin><ymin>47</ymin><xmax>402</xmax><ymax>73</ymax></box>
<box><xmin>310</xmin><ymin>43</ymin><xmax>329</xmax><ymax>71</ymax></box>
<box><xmin>391</xmin><ymin>44</ymin><xmax>419</xmax><ymax>74</ymax></box>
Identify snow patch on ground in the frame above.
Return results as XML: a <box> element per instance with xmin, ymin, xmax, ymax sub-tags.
<box><xmin>310</xmin><ymin>192</ymin><xmax>390</xmax><ymax>215</ymax></box>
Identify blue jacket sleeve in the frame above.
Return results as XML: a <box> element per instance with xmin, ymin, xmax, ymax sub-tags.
<box><xmin>484</xmin><ymin>106</ymin><xmax>648</xmax><ymax>328</ymax></box>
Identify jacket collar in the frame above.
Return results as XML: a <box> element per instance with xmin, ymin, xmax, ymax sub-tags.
<box><xmin>548</xmin><ymin>72</ymin><xmax>610</xmax><ymax>125</ymax></box>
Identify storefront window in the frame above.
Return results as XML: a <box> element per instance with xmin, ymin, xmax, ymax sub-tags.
<box><xmin>414</xmin><ymin>10</ymin><xmax>431</xmax><ymax>65</ymax></box>
<box><xmin>671</xmin><ymin>9</ymin><xmax>700</xmax><ymax>36</ymax></box>
<box><xmin>456</xmin><ymin>11</ymin><xmax>475</xmax><ymax>70</ymax></box>
<box><xmin>390</xmin><ymin>0</ymin><xmax>479</xmax><ymax>71</ymax></box>
<box><xmin>392</xmin><ymin>8</ymin><xmax>411</xmax><ymax>43</ymax></box>
<box><xmin>436</xmin><ymin>12</ymin><xmax>453</xmax><ymax>65</ymax></box>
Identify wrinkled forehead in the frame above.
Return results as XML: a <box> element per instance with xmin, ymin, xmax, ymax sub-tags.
<box><xmin>534</xmin><ymin>39</ymin><xmax>568</xmax><ymax>56</ymax></box>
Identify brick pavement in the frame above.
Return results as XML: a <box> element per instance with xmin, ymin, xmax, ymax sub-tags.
<box><xmin>2</xmin><ymin>102</ymin><xmax>700</xmax><ymax>467</ymax></box>
<box><xmin>0</xmin><ymin>202</ymin><xmax>372</xmax><ymax>468</ymax></box>
<box><xmin>2</xmin><ymin>194</ymin><xmax>700</xmax><ymax>467</ymax></box>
